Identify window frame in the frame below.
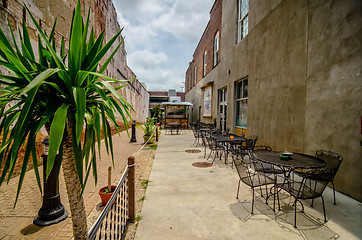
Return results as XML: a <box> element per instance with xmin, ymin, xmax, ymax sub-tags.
<box><xmin>213</xmin><ymin>31</ymin><xmax>219</xmax><ymax>66</ymax></box>
<box><xmin>238</xmin><ymin>0</ymin><xmax>249</xmax><ymax>42</ymax></box>
<box><xmin>194</xmin><ymin>66</ymin><xmax>197</xmax><ymax>86</ymax></box>
<box><xmin>235</xmin><ymin>79</ymin><xmax>248</xmax><ymax>128</ymax></box>
<box><xmin>203</xmin><ymin>50</ymin><xmax>207</xmax><ymax>77</ymax></box>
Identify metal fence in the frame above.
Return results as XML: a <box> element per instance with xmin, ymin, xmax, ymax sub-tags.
<box><xmin>88</xmin><ymin>129</ymin><xmax>157</xmax><ymax>239</ymax></box>
<box><xmin>88</xmin><ymin>165</ymin><xmax>131</xmax><ymax>240</ymax></box>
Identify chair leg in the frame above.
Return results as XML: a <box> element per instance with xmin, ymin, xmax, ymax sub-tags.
<box><xmin>236</xmin><ymin>180</ymin><xmax>240</xmax><ymax>199</ymax></box>
<box><xmin>212</xmin><ymin>150</ymin><xmax>217</xmax><ymax>163</ymax></box>
<box><xmin>294</xmin><ymin>199</ymin><xmax>298</xmax><ymax>228</ymax></box>
<box><xmin>207</xmin><ymin>149</ymin><xmax>212</xmax><ymax>161</ymax></box>
<box><xmin>277</xmin><ymin>187</ymin><xmax>281</xmax><ymax>211</ymax></box>
<box><xmin>332</xmin><ymin>181</ymin><xmax>337</xmax><ymax>205</ymax></box>
<box><xmin>259</xmin><ymin>186</ymin><xmax>264</xmax><ymax>198</ymax></box>
<box><xmin>321</xmin><ymin>195</ymin><xmax>327</xmax><ymax>223</ymax></box>
<box><xmin>251</xmin><ymin>188</ymin><xmax>255</xmax><ymax>215</ymax></box>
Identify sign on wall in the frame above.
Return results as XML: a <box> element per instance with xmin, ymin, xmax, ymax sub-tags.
<box><xmin>203</xmin><ymin>85</ymin><xmax>212</xmax><ymax>117</ymax></box>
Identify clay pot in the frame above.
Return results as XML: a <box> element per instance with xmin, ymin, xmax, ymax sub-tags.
<box><xmin>98</xmin><ymin>186</ymin><xmax>116</xmax><ymax>206</ymax></box>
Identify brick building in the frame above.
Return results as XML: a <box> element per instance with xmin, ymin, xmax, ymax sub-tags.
<box><xmin>0</xmin><ymin>0</ymin><xmax>149</xmax><ymax>175</ymax></box>
<box><xmin>0</xmin><ymin>0</ymin><xmax>149</xmax><ymax>124</ymax></box>
<box><xmin>149</xmin><ymin>90</ymin><xmax>185</xmax><ymax>110</ymax></box>
<box><xmin>186</xmin><ymin>0</ymin><xmax>222</xmax><ymax>93</ymax></box>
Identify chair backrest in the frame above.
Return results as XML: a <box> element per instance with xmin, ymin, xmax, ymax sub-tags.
<box><xmin>315</xmin><ymin>150</ymin><xmax>343</xmax><ymax>179</ymax></box>
<box><xmin>205</xmin><ymin>134</ymin><xmax>216</xmax><ymax>149</ymax></box>
<box><xmin>233</xmin><ymin>158</ymin><xmax>253</xmax><ymax>186</ymax></box>
<box><xmin>246</xmin><ymin>135</ymin><xmax>258</xmax><ymax>152</ymax></box>
<box><xmin>298</xmin><ymin>171</ymin><xmax>330</xmax><ymax>199</ymax></box>
<box><xmin>229</xmin><ymin>141</ymin><xmax>243</xmax><ymax>156</ymax></box>
<box><xmin>243</xmin><ymin>136</ymin><xmax>258</xmax><ymax>152</ymax></box>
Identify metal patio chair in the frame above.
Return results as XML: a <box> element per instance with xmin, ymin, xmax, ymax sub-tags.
<box><xmin>233</xmin><ymin>155</ymin><xmax>274</xmax><ymax>215</ymax></box>
<box><xmin>275</xmin><ymin>169</ymin><xmax>331</xmax><ymax>228</ymax></box>
<box><xmin>206</xmin><ymin>135</ymin><xmax>224</xmax><ymax>163</ymax></box>
<box><xmin>295</xmin><ymin>150</ymin><xmax>343</xmax><ymax>205</ymax></box>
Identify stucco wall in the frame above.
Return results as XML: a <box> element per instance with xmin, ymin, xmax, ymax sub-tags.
<box><xmin>303</xmin><ymin>0</ymin><xmax>362</xmax><ymax>200</ymax></box>
<box><xmin>186</xmin><ymin>0</ymin><xmax>362</xmax><ymax>201</ymax></box>
<box><xmin>248</xmin><ymin>0</ymin><xmax>309</xmax><ymax>151</ymax></box>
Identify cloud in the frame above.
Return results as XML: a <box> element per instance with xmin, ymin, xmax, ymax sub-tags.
<box><xmin>113</xmin><ymin>0</ymin><xmax>214</xmax><ymax>90</ymax></box>
<box><xmin>128</xmin><ymin>49</ymin><xmax>168</xmax><ymax>69</ymax></box>
<box><xmin>152</xmin><ymin>0</ymin><xmax>212</xmax><ymax>43</ymax></box>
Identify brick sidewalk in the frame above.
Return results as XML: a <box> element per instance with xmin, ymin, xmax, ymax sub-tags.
<box><xmin>0</xmin><ymin>130</ymin><xmax>144</xmax><ymax>239</ymax></box>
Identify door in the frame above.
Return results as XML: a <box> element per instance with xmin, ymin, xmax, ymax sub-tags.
<box><xmin>219</xmin><ymin>88</ymin><xmax>227</xmax><ymax>132</ymax></box>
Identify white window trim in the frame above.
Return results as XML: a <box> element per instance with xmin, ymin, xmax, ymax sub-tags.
<box><xmin>214</xmin><ymin>31</ymin><xmax>219</xmax><ymax>66</ymax></box>
<box><xmin>194</xmin><ymin>66</ymin><xmax>197</xmax><ymax>86</ymax></box>
<box><xmin>238</xmin><ymin>0</ymin><xmax>249</xmax><ymax>42</ymax></box>
<box><xmin>203</xmin><ymin>50</ymin><xmax>207</xmax><ymax>77</ymax></box>
<box><xmin>235</xmin><ymin>79</ymin><xmax>248</xmax><ymax>128</ymax></box>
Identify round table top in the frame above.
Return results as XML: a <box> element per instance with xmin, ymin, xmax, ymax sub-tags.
<box><xmin>254</xmin><ymin>151</ymin><xmax>325</xmax><ymax>169</ymax></box>
<box><xmin>211</xmin><ymin>133</ymin><xmax>246</xmax><ymax>142</ymax></box>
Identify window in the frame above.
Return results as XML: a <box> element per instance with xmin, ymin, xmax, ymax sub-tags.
<box><xmin>238</xmin><ymin>0</ymin><xmax>249</xmax><ymax>42</ymax></box>
<box><xmin>235</xmin><ymin>79</ymin><xmax>248</xmax><ymax>128</ymax></box>
<box><xmin>194</xmin><ymin>66</ymin><xmax>197</xmax><ymax>86</ymax></box>
<box><xmin>213</xmin><ymin>31</ymin><xmax>219</xmax><ymax>66</ymax></box>
<box><xmin>203</xmin><ymin>51</ymin><xmax>207</xmax><ymax>77</ymax></box>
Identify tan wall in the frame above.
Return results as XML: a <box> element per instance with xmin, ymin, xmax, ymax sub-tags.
<box><xmin>187</xmin><ymin>0</ymin><xmax>362</xmax><ymax>201</ymax></box>
<box><xmin>303</xmin><ymin>0</ymin><xmax>362</xmax><ymax>201</ymax></box>
<box><xmin>248</xmin><ymin>0</ymin><xmax>309</xmax><ymax>151</ymax></box>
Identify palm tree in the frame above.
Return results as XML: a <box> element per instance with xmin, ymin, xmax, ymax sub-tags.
<box><xmin>0</xmin><ymin>1</ymin><xmax>133</xmax><ymax>239</ymax></box>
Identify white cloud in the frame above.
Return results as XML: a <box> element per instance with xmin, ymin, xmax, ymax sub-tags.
<box><xmin>113</xmin><ymin>0</ymin><xmax>214</xmax><ymax>90</ymax></box>
<box><xmin>152</xmin><ymin>0</ymin><xmax>212</xmax><ymax>43</ymax></box>
<box><xmin>128</xmin><ymin>49</ymin><xmax>168</xmax><ymax>69</ymax></box>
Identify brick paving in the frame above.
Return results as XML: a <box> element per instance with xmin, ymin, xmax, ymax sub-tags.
<box><xmin>0</xmin><ymin>130</ymin><xmax>144</xmax><ymax>239</ymax></box>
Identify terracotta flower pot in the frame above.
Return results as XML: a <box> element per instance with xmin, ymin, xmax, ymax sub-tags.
<box><xmin>98</xmin><ymin>186</ymin><xmax>116</xmax><ymax>206</ymax></box>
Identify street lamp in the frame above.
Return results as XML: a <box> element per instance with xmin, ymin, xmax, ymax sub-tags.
<box><xmin>33</xmin><ymin>137</ymin><xmax>68</xmax><ymax>226</ymax></box>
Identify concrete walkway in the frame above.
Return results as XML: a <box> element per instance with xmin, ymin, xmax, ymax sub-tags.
<box><xmin>0</xmin><ymin>129</ymin><xmax>144</xmax><ymax>239</ymax></box>
<box><xmin>135</xmin><ymin>130</ymin><xmax>362</xmax><ymax>240</ymax></box>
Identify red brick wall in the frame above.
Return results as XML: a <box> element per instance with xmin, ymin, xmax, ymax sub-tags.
<box><xmin>186</xmin><ymin>0</ymin><xmax>222</xmax><ymax>93</ymax></box>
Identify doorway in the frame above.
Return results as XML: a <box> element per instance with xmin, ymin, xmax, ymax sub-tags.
<box><xmin>218</xmin><ymin>88</ymin><xmax>227</xmax><ymax>132</ymax></box>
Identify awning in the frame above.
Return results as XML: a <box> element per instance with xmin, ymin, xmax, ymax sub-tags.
<box><xmin>162</xmin><ymin>102</ymin><xmax>193</xmax><ymax>106</ymax></box>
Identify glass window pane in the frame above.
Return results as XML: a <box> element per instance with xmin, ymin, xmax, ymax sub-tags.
<box><xmin>243</xmin><ymin>79</ymin><xmax>248</xmax><ymax>98</ymax></box>
<box><xmin>243</xmin><ymin>15</ymin><xmax>248</xmax><ymax>37</ymax></box>
<box><xmin>236</xmin><ymin>99</ymin><xmax>248</xmax><ymax>128</ymax></box>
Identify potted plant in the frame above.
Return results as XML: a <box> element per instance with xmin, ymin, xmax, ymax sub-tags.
<box><xmin>150</xmin><ymin>104</ymin><xmax>164</xmax><ymax>125</ymax></box>
<box><xmin>139</xmin><ymin>118</ymin><xmax>156</xmax><ymax>144</ymax></box>
<box><xmin>98</xmin><ymin>167</ymin><xmax>116</xmax><ymax>206</ymax></box>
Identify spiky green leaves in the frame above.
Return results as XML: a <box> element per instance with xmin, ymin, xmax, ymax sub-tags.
<box><xmin>0</xmin><ymin>0</ymin><xmax>134</xmax><ymax>206</ymax></box>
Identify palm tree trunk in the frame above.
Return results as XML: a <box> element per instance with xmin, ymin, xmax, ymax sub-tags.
<box><xmin>62</xmin><ymin>121</ymin><xmax>88</xmax><ymax>239</ymax></box>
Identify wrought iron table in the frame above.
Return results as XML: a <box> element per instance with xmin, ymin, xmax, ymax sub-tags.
<box><xmin>254</xmin><ymin>151</ymin><xmax>326</xmax><ymax>212</ymax></box>
<box><xmin>254</xmin><ymin>151</ymin><xmax>326</xmax><ymax>170</ymax></box>
<box><xmin>211</xmin><ymin>133</ymin><xmax>246</xmax><ymax>164</ymax></box>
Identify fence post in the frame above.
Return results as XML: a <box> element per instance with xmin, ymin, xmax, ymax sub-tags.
<box><xmin>130</xmin><ymin>120</ymin><xmax>137</xmax><ymax>142</ymax></box>
<box><xmin>128</xmin><ymin>156</ymin><xmax>135</xmax><ymax>222</ymax></box>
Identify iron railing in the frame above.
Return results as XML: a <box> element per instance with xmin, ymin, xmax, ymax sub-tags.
<box><xmin>88</xmin><ymin>167</ymin><xmax>130</xmax><ymax>240</ymax></box>
<box><xmin>88</xmin><ymin>128</ymin><xmax>157</xmax><ymax>239</ymax></box>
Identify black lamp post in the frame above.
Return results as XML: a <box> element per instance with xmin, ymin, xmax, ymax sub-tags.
<box><xmin>130</xmin><ymin>120</ymin><xmax>137</xmax><ymax>142</ymax></box>
<box><xmin>33</xmin><ymin>137</ymin><xmax>68</xmax><ymax>226</ymax></box>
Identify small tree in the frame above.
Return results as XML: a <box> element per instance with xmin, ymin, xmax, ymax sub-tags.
<box><xmin>150</xmin><ymin>104</ymin><xmax>163</xmax><ymax>124</ymax></box>
<box><xmin>0</xmin><ymin>1</ymin><xmax>132</xmax><ymax>239</ymax></box>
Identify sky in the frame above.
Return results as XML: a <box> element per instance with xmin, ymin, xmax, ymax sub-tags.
<box><xmin>112</xmin><ymin>0</ymin><xmax>214</xmax><ymax>92</ymax></box>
